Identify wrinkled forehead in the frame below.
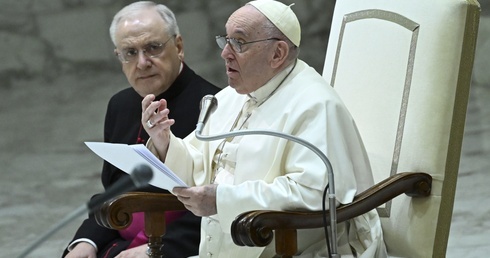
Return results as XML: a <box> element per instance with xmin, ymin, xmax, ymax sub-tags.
<box><xmin>225</xmin><ymin>5</ymin><xmax>267</xmax><ymax>38</ymax></box>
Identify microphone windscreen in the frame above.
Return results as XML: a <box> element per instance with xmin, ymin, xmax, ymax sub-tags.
<box><xmin>198</xmin><ymin>95</ymin><xmax>218</xmax><ymax>123</ymax></box>
<box><xmin>131</xmin><ymin>164</ymin><xmax>153</xmax><ymax>188</ymax></box>
<box><xmin>87</xmin><ymin>163</ymin><xmax>152</xmax><ymax>212</ymax></box>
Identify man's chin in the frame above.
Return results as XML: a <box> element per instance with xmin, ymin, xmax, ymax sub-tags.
<box><xmin>230</xmin><ymin>84</ymin><xmax>248</xmax><ymax>95</ymax></box>
<box><xmin>134</xmin><ymin>84</ymin><xmax>159</xmax><ymax>97</ymax></box>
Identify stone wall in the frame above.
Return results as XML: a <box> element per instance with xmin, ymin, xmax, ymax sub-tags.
<box><xmin>1</xmin><ymin>0</ymin><xmax>488</xmax><ymax>88</ymax></box>
<box><xmin>1</xmin><ymin>1</ymin><xmax>489</xmax><ymax>257</ymax></box>
<box><xmin>0</xmin><ymin>0</ymin><xmax>334</xmax><ymax>88</ymax></box>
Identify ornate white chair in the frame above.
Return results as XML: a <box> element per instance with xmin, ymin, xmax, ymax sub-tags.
<box><xmin>232</xmin><ymin>0</ymin><xmax>480</xmax><ymax>257</ymax></box>
<box><xmin>320</xmin><ymin>0</ymin><xmax>480</xmax><ymax>256</ymax></box>
<box><xmin>95</xmin><ymin>0</ymin><xmax>480</xmax><ymax>257</ymax></box>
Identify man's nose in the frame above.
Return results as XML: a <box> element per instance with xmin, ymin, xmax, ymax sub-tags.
<box><xmin>136</xmin><ymin>51</ymin><xmax>151</xmax><ymax>69</ymax></box>
<box><xmin>220</xmin><ymin>43</ymin><xmax>234</xmax><ymax>60</ymax></box>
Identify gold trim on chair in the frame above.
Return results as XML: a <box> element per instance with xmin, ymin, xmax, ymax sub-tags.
<box><xmin>330</xmin><ymin>9</ymin><xmax>420</xmax><ymax>217</ymax></box>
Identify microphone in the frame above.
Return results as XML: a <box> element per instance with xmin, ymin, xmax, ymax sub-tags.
<box><xmin>87</xmin><ymin>163</ymin><xmax>153</xmax><ymax>213</ymax></box>
<box><xmin>194</xmin><ymin>96</ymin><xmax>339</xmax><ymax>257</ymax></box>
<box><xmin>17</xmin><ymin>164</ymin><xmax>153</xmax><ymax>258</ymax></box>
<box><xmin>196</xmin><ymin>95</ymin><xmax>218</xmax><ymax>134</ymax></box>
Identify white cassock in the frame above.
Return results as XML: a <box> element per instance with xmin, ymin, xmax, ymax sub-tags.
<box><xmin>149</xmin><ymin>59</ymin><xmax>387</xmax><ymax>258</ymax></box>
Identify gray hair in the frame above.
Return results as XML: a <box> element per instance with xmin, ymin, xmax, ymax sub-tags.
<box><xmin>109</xmin><ymin>1</ymin><xmax>180</xmax><ymax>46</ymax></box>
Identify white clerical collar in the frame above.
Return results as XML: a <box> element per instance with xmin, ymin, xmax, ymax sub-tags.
<box><xmin>248</xmin><ymin>60</ymin><xmax>297</xmax><ymax>106</ymax></box>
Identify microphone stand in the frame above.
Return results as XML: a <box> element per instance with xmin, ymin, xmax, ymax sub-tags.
<box><xmin>17</xmin><ymin>205</ymin><xmax>88</xmax><ymax>258</ymax></box>
<box><xmin>196</xmin><ymin>128</ymin><xmax>340</xmax><ymax>257</ymax></box>
<box><xmin>17</xmin><ymin>164</ymin><xmax>153</xmax><ymax>258</ymax></box>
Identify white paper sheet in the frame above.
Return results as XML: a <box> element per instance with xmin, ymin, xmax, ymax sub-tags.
<box><xmin>85</xmin><ymin>142</ymin><xmax>187</xmax><ymax>191</ymax></box>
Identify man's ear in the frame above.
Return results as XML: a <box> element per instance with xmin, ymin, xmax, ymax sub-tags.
<box><xmin>175</xmin><ymin>34</ymin><xmax>185</xmax><ymax>61</ymax></box>
<box><xmin>270</xmin><ymin>41</ymin><xmax>289</xmax><ymax>69</ymax></box>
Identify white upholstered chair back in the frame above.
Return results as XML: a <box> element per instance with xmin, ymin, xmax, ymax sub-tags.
<box><xmin>322</xmin><ymin>0</ymin><xmax>480</xmax><ymax>257</ymax></box>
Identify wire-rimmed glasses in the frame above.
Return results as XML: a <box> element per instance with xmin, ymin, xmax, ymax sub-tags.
<box><xmin>215</xmin><ymin>35</ymin><xmax>280</xmax><ymax>53</ymax></box>
<box><xmin>116</xmin><ymin>35</ymin><xmax>176</xmax><ymax>63</ymax></box>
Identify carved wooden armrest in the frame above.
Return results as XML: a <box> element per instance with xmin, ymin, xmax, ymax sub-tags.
<box><xmin>94</xmin><ymin>192</ymin><xmax>185</xmax><ymax>258</ymax></box>
<box><xmin>231</xmin><ymin>172</ymin><xmax>432</xmax><ymax>256</ymax></box>
<box><xmin>94</xmin><ymin>192</ymin><xmax>184</xmax><ymax>230</ymax></box>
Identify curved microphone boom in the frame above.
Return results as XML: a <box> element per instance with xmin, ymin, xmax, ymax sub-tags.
<box><xmin>194</xmin><ymin>95</ymin><xmax>339</xmax><ymax>257</ymax></box>
<box><xmin>17</xmin><ymin>164</ymin><xmax>153</xmax><ymax>258</ymax></box>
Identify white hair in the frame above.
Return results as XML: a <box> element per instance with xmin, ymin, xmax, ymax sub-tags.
<box><xmin>109</xmin><ymin>1</ymin><xmax>180</xmax><ymax>45</ymax></box>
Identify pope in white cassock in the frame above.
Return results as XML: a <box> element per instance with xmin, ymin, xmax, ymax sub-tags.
<box><xmin>142</xmin><ymin>0</ymin><xmax>387</xmax><ymax>257</ymax></box>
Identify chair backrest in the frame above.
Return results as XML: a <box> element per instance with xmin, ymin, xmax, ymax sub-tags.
<box><xmin>322</xmin><ymin>0</ymin><xmax>480</xmax><ymax>256</ymax></box>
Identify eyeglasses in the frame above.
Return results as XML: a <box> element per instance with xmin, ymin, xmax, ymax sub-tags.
<box><xmin>215</xmin><ymin>35</ymin><xmax>280</xmax><ymax>53</ymax></box>
<box><xmin>116</xmin><ymin>35</ymin><xmax>176</xmax><ymax>63</ymax></box>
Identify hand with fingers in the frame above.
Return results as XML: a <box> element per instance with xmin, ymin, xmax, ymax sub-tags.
<box><xmin>141</xmin><ymin>94</ymin><xmax>175</xmax><ymax>159</ymax></box>
<box><xmin>173</xmin><ymin>185</ymin><xmax>218</xmax><ymax>217</ymax></box>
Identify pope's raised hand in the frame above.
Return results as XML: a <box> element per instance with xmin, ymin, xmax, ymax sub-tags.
<box><xmin>141</xmin><ymin>94</ymin><xmax>175</xmax><ymax>159</ymax></box>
